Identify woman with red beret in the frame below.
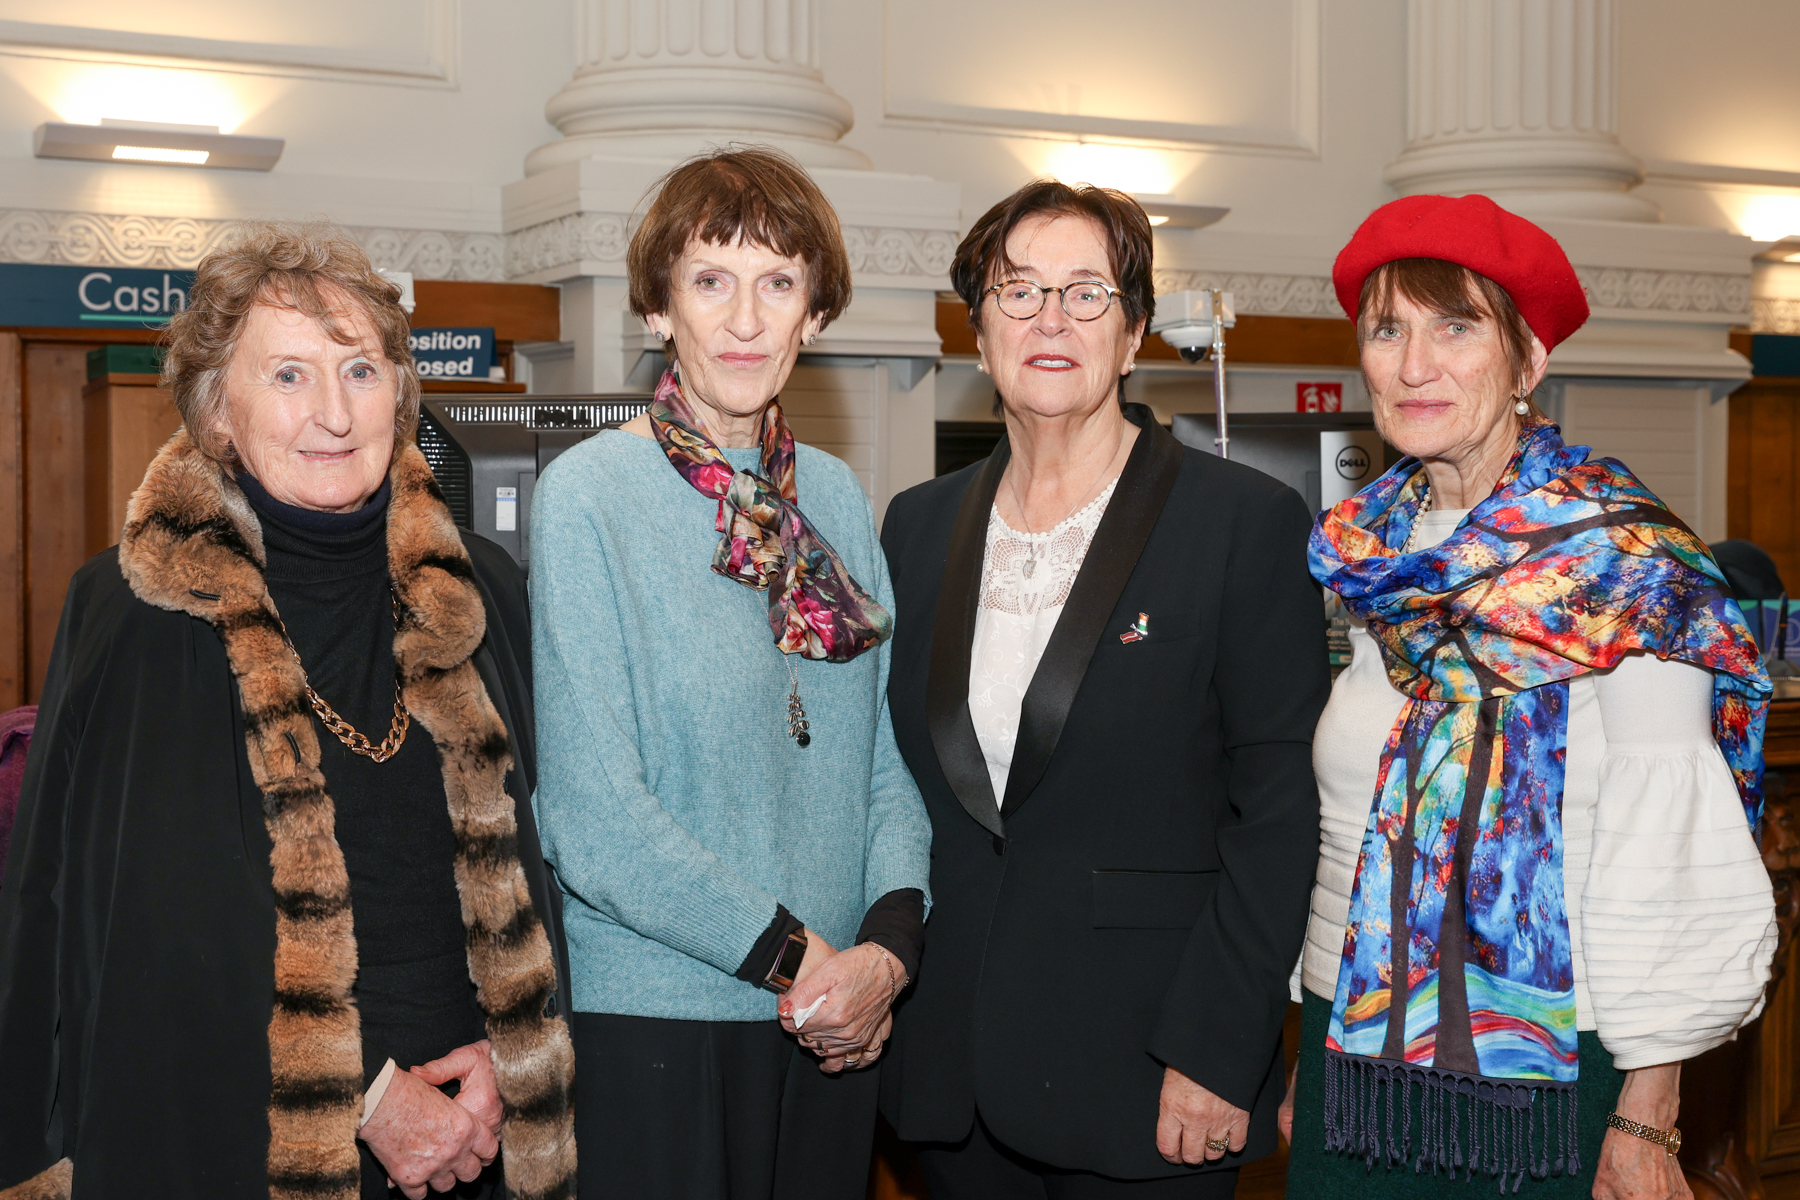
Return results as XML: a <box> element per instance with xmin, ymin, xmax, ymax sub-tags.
<box><xmin>1281</xmin><ymin>194</ymin><xmax>1776</xmax><ymax>1199</ymax></box>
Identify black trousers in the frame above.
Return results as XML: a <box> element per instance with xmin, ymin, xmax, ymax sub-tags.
<box><xmin>914</xmin><ymin>1115</ymin><xmax>1239</xmax><ymax>1200</ymax></box>
<box><xmin>572</xmin><ymin>1011</ymin><xmax>880</xmax><ymax>1200</ymax></box>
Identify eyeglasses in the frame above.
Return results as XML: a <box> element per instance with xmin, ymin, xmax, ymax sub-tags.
<box><xmin>984</xmin><ymin>279</ymin><xmax>1121</xmax><ymax>321</ymax></box>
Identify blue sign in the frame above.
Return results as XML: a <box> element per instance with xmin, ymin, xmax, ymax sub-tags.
<box><xmin>409</xmin><ymin>327</ymin><xmax>495</xmax><ymax>379</ymax></box>
<box><xmin>0</xmin><ymin>263</ymin><xmax>196</xmax><ymax>328</ymax></box>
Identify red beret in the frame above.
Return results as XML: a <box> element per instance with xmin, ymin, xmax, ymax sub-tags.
<box><xmin>1332</xmin><ymin>194</ymin><xmax>1589</xmax><ymax>350</ymax></box>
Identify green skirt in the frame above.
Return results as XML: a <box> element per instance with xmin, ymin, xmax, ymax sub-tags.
<box><xmin>1284</xmin><ymin>993</ymin><xmax>1622</xmax><ymax>1198</ymax></box>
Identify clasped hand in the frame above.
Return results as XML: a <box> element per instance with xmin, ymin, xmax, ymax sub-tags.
<box><xmin>359</xmin><ymin>1039</ymin><xmax>504</xmax><ymax>1199</ymax></box>
<box><xmin>776</xmin><ymin>929</ymin><xmax>903</xmax><ymax>1073</ymax></box>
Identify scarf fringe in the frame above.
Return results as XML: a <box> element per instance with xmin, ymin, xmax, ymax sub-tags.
<box><xmin>1322</xmin><ymin>1050</ymin><xmax>1578</xmax><ymax>1192</ymax></box>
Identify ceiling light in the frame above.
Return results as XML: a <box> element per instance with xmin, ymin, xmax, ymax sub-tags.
<box><xmin>112</xmin><ymin>145</ymin><xmax>209</xmax><ymax>165</ymax></box>
<box><xmin>35</xmin><ymin>119</ymin><xmax>282</xmax><ymax>171</ymax></box>
<box><xmin>1132</xmin><ymin>195</ymin><xmax>1230</xmax><ymax>230</ymax></box>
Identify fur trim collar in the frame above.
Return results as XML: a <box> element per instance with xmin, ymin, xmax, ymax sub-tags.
<box><xmin>106</xmin><ymin>431</ymin><xmax>575</xmax><ymax>1200</ymax></box>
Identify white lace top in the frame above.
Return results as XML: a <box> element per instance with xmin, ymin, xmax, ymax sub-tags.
<box><xmin>968</xmin><ymin>480</ymin><xmax>1119</xmax><ymax>806</ymax></box>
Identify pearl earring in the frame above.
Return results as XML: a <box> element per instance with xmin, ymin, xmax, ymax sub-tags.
<box><xmin>1514</xmin><ymin>397</ymin><xmax>1530</xmax><ymax>415</ymax></box>
<box><xmin>976</xmin><ymin>361</ymin><xmax>987</xmax><ymax>374</ymax></box>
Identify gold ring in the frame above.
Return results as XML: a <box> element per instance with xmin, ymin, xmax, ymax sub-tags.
<box><xmin>1205</xmin><ymin>1138</ymin><xmax>1230</xmax><ymax>1153</ymax></box>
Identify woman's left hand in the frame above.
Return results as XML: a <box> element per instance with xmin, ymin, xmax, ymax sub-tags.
<box><xmin>1593</xmin><ymin>1063</ymin><xmax>1692</xmax><ymax>1200</ymax></box>
<box><xmin>1156</xmin><ymin>1067</ymin><xmax>1248</xmax><ymax>1164</ymax></box>
<box><xmin>778</xmin><ymin>943</ymin><xmax>902</xmax><ymax>1071</ymax></box>
<box><xmin>412</xmin><ymin>1040</ymin><xmax>505</xmax><ymax>1137</ymax></box>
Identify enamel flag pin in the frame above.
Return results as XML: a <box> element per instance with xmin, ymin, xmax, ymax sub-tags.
<box><xmin>1119</xmin><ymin>613</ymin><xmax>1150</xmax><ymax>644</ymax></box>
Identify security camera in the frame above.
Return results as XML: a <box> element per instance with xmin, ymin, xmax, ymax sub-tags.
<box><xmin>1149</xmin><ymin>289</ymin><xmax>1238</xmax><ymax>458</ymax></box>
<box><xmin>1151</xmin><ymin>290</ymin><xmax>1234</xmax><ymax>359</ymax></box>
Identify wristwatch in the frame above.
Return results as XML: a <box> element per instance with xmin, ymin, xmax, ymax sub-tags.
<box><xmin>762</xmin><ymin>929</ymin><xmax>809</xmax><ymax>994</ymax></box>
<box><xmin>1606</xmin><ymin>1112</ymin><xmax>1681</xmax><ymax>1156</ymax></box>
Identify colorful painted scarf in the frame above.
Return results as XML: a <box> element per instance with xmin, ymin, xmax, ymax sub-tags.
<box><xmin>1308</xmin><ymin>418</ymin><xmax>1769</xmax><ymax>1188</ymax></box>
<box><xmin>648</xmin><ymin>366</ymin><xmax>892</xmax><ymax>663</ymax></box>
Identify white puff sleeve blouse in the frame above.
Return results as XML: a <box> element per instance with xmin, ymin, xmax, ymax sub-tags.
<box><xmin>1299</xmin><ymin>508</ymin><xmax>1778</xmax><ymax>1070</ymax></box>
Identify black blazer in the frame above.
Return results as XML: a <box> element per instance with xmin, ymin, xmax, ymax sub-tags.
<box><xmin>878</xmin><ymin>409</ymin><xmax>1328</xmax><ymax>1179</ymax></box>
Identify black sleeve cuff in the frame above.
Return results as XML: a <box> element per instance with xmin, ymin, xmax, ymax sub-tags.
<box><xmin>856</xmin><ymin>888</ymin><xmax>924</xmax><ymax>982</ymax></box>
<box><xmin>735</xmin><ymin>905</ymin><xmax>805</xmax><ymax>986</ymax></box>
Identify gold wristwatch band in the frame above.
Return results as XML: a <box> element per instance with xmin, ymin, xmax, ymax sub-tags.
<box><xmin>1606</xmin><ymin>1112</ymin><xmax>1681</xmax><ymax>1156</ymax></box>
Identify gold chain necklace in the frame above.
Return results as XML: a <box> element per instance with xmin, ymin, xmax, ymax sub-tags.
<box><xmin>275</xmin><ymin>587</ymin><xmax>411</xmax><ymax>763</ymax></box>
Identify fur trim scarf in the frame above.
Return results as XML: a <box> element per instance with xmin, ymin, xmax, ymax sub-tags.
<box><xmin>3</xmin><ymin>432</ymin><xmax>575</xmax><ymax>1200</ymax></box>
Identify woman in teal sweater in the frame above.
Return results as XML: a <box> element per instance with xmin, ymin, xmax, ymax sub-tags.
<box><xmin>530</xmin><ymin>147</ymin><xmax>932</xmax><ymax>1199</ymax></box>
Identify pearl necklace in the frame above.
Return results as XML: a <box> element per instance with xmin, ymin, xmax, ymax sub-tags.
<box><xmin>1401</xmin><ymin>479</ymin><xmax>1433</xmax><ymax>555</ymax></box>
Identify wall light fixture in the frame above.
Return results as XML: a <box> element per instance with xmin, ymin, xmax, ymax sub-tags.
<box><xmin>34</xmin><ymin>119</ymin><xmax>283</xmax><ymax>171</ymax></box>
<box><xmin>1131</xmin><ymin>196</ymin><xmax>1229</xmax><ymax>230</ymax></box>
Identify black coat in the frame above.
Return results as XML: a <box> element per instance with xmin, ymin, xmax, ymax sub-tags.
<box><xmin>0</xmin><ymin>530</ymin><xmax>568</xmax><ymax>1198</ymax></box>
<box><xmin>877</xmin><ymin>410</ymin><xmax>1328</xmax><ymax>1179</ymax></box>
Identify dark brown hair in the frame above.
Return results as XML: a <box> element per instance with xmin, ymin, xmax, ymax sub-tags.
<box><xmin>161</xmin><ymin>220</ymin><xmax>419</xmax><ymax>467</ymax></box>
<box><xmin>1357</xmin><ymin>258</ymin><xmax>1542</xmax><ymax>410</ymax></box>
<box><xmin>628</xmin><ymin>146</ymin><xmax>853</xmax><ymax>329</ymax></box>
<box><xmin>950</xmin><ymin>179</ymin><xmax>1155</xmax><ymax>336</ymax></box>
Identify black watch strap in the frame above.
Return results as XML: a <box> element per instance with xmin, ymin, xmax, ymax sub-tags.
<box><xmin>763</xmin><ymin>930</ymin><xmax>808</xmax><ymax>994</ymax></box>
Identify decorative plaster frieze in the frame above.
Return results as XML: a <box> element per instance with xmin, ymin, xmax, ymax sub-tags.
<box><xmin>843</xmin><ymin>227</ymin><xmax>957</xmax><ymax>278</ymax></box>
<box><xmin>1151</xmin><ymin>270</ymin><xmax>1345</xmax><ymax>318</ymax></box>
<box><xmin>1753</xmin><ymin>298</ymin><xmax>1800</xmax><ymax>335</ymax></box>
<box><xmin>503</xmin><ymin>214</ymin><xmax>956</xmax><ymax>282</ymax></box>
<box><xmin>1576</xmin><ymin>267</ymin><xmax>1750</xmax><ymax>317</ymax></box>
<box><xmin>505</xmin><ymin>213</ymin><xmax>631</xmax><ymax>277</ymax></box>
<box><xmin>1151</xmin><ymin>266</ymin><xmax>1751</xmax><ymax>323</ymax></box>
<box><xmin>0</xmin><ymin>208</ymin><xmax>507</xmax><ymax>281</ymax></box>
<box><xmin>0</xmin><ymin>209</ymin><xmax>238</xmax><ymax>270</ymax></box>
<box><xmin>354</xmin><ymin>228</ymin><xmax>507</xmax><ymax>282</ymax></box>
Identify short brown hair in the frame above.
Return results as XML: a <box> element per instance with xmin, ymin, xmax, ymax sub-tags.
<box><xmin>1357</xmin><ymin>259</ymin><xmax>1542</xmax><ymax>410</ymax></box>
<box><xmin>161</xmin><ymin>220</ymin><xmax>419</xmax><ymax>467</ymax></box>
<box><xmin>628</xmin><ymin>146</ymin><xmax>852</xmax><ymax>329</ymax></box>
<box><xmin>951</xmin><ymin>179</ymin><xmax>1155</xmax><ymax>336</ymax></box>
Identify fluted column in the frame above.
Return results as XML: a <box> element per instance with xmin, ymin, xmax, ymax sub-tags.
<box><xmin>1384</xmin><ymin>0</ymin><xmax>1658</xmax><ymax>222</ymax></box>
<box><xmin>524</xmin><ymin>0</ymin><xmax>869</xmax><ymax>174</ymax></box>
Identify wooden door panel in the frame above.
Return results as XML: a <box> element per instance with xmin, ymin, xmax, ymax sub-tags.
<box><xmin>0</xmin><ymin>333</ymin><xmax>20</xmax><ymax>710</ymax></box>
<box><xmin>23</xmin><ymin>342</ymin><xmax>93</xmax><ymax>703</ymax></box>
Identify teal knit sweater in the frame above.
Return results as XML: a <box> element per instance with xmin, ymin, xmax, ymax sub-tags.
<box><xmin>530</xmin><ymin>430</ymin><xmax>931</xmax><ymax>1021</ymax></box>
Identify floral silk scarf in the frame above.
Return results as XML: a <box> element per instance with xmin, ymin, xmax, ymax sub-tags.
<box><xmin>648</xmin><ymin>366</ymin><xmax>892</xmax><ymax>663</ymax></box>
<box><xmin>1308</xmin><ymin>418</ymin><xmax>1768</xmax><ymax>1187</ymax></box>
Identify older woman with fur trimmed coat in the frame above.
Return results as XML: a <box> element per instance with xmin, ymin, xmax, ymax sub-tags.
<box><xmin>0</xmin><ymin>223</ymin><xmax>574</xmax><ymax>1200</ymax></box>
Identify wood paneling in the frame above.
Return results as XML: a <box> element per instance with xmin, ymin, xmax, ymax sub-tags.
<box><xmin>0</xmin><ymin>334</ymin><xmax>21</xmax><ymax>711</ymax></box>
<box><xmin>1729</xmin><ymin>380</ymin><xmax>1800</xmax><ymax>589</ymax></box>
<box><xmin>934</xmin><ymin>298</ymin><xmax>1360</xmax><ymax>367</ymax></box>
<box><xmin>84</xmin><ymin>381</ymin><xmax>180</xmax><ymax>557</ymax></box>
<box><xmin>23</xmin><ymin>342</ymin><xmax>94</xmax><ymax>703</ymax></box>
<box><xmin>409</xmin><ymin>280</ymin><xmax>560</xmax><ymax>343</ymax></box>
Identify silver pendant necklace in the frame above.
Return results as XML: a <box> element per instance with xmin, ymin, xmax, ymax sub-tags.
<box><xmin>784</xmin><ymin>655</ymin><xmax>811</xmax><ymax>748</ymax></box>
<box><xmin>1009</xmin><ymin>429</ymin><xmax>1125</xmax><ymax>580</ymax></box>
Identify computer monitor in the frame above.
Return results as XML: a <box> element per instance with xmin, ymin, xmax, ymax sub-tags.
<box><xmin>416</xmin><ymin>395</ymin><xmax>650</xmax><ymax>569</ymax></box>
<box><xmin>1170</xmin><ymin>412</ymin><xmax>1402</xmax><ymax>513</ymax></box>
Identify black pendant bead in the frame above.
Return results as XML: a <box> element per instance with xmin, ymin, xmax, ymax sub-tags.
<box><xmin>795</xmin><ymin>729</ymin><xmax>811</xmax><ymax>748</ymax></box>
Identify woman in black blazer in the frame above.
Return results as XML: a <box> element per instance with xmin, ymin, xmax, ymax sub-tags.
<box><xmin>878</xmin><ymin>180</ymin><xmax>1329</xmax><ymax>1197</ymax></box>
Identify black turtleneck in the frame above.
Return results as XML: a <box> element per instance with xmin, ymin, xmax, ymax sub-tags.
<box><xmin>242</xmin><ymin>475</ymin><xmax>490</xmax><ymax>1196</ymax></box>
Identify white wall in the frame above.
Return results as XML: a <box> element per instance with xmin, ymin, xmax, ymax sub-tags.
<box><xmin>1622</xmin><ymin>0</ymin><xmax>1800</xmax><ymax>239</ymax></box>
<box><xmin>821</xmin><ymin>0</ymin><xmax>1407</xmax><ymax>276</ymax></box>
<box><xmin>0</xmin><ymin>0</ymin><xmax>569</xmax><ymax>231</ymax></box>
